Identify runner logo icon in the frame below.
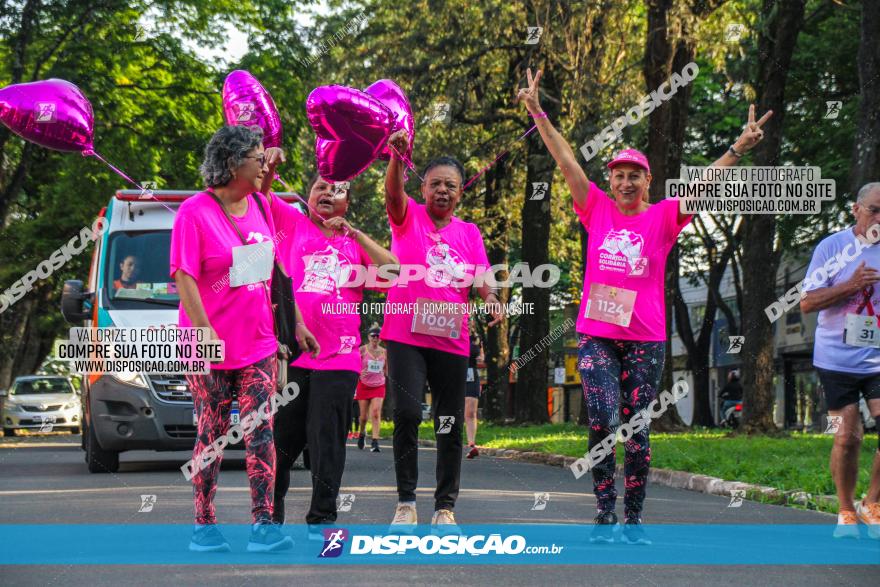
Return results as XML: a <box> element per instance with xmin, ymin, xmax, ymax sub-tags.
<box><xmin>436</xmin><ymin>415</ymin><xmax>455</xmax><ymax>434</ymax></box>
<box><xmin>319</xmin><ymin>528</ymin><xmax>348</xmax><ymax>558</ymax></box>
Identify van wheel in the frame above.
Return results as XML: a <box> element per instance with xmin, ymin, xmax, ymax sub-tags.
<box><xmin>86</xmin><ymin>423</ymin><xmax>119</xmax><ymax>473</ymax></box>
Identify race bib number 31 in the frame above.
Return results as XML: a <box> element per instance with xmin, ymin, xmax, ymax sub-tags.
<box><xmin>411</xmin><ymin>298</ymin><xmax>462</xmax><ymax>339</ymax></box>
<box><xmin>585</xmin><ymin>283</ymin><xmax>637</xmax><ymax>327</ymax></box>
<box><xmin>843</xmin><ymin>314</ymin><xmax>880</xmax><ymax>347</ymax></box>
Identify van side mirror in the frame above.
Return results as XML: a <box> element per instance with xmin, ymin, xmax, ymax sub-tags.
<box><xmin>61</xmin><ymin>280</ymin><xmax>92</xmax><ymax>323</ymax></box>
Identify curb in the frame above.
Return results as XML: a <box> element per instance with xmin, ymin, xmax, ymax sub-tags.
<box><xmin>418</xmin><ymin>439</ymin><xmax>837</xmax><ymax>513</ymax></box>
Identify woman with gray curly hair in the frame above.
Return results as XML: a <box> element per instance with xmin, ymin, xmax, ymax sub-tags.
<box><xmin>170</xmin><ymin>125</ymin><xmax>317</xmax><ymax>553</ymax></box>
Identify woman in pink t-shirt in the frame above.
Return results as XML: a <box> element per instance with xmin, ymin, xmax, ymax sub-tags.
<box><xmin>382</xmin><ymin>130</ymin><xmax>504</xmax><ymax>531</ymax></box>
<box><xmin>517</xmin><ymin>68</ymin><xmax>771</xmax><ymax>543</ymax></box>
<box><xmin>258</xmin><ymin>154</ymin><xmax>398</xmax><ymax>535</ymax></box>
<box><xmin>355</xmin><ymin>325</ymin><xmax>387</xmax><ymax>452</ymax></box>
<box><xmin>171</xmin><ymin>125</ymin><xmax>318</xmax><ymax>553</ymax></box>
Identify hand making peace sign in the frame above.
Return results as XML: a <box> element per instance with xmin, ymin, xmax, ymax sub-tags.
<box><xmin>736</xmin><ymin>104</ymin><xmax>773</xmax><ymax>152</ymax></box>
<box><xmin>516</xmin><ymin>68</ymin><xmax>543</xmax><ymax>116</ymax></box>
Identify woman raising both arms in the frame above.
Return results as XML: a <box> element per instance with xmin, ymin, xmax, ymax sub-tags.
<box><xmin>517</xmin><ymin>68</ymin><xmax>770</xmax><ymax>544</ymax></box>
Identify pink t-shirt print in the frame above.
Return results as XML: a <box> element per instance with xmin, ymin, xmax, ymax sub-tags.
<box><xmin>574</xmin><ymin>181</ymin><xmax>690</xmax><ymax>341</ymax></box>
<box><xmin>169</xmin><ymin>191</ymin><xmax>278</xmax><ymax>370</ymax></box>
<box><xmin>270</xmin><ymin>196</ymin><xmax>371</xmax><ymax>373</ymax></box>
<box><xmin>381</xmin><ymin>197</ymin><xmax>491</xmax><ymax>357</ymax></box>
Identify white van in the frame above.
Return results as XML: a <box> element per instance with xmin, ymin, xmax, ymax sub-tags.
<box><xmin>61</xmin><ymin>189</ymin><xmax>299</xmax><ymax>472</ymax></box>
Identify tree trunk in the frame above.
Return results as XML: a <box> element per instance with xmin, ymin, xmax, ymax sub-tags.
<box><xmin>0</xmin><ymin>298</ymin><xmax>36</xmax><ymax>389</ymax></box>
<box><xmin>740</xmin><ymin>0</ymin><xmax>806</xmax><ymax>433</ymax></box>
<box><xmin>482</xmin><ymin>159</ymin><xmax>511</xmax><ymax>423</ymax></box>
<box><xmin>849</xmin><ymin>0</ymin><xmax>880</xmax><ymax>194</ymax></box>
<box><xmin>643</xmin><ymin>3</ymin><xmax>699</xmax><ymax>431</ymax></box>
<box><xmin>514</xmin><ymin>66</ymin><xmax>559</xmax><ymax>424</ymax></box>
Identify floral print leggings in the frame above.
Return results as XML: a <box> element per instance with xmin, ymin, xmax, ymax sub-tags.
<box><xmin>187</xmin><ymin>354</ymin><xmax>277</xmax><ymax>525</ymax></box>
<box><xmin>578</xmin><ymin>334</ymin><xmax>665</xmax><ymax>522</ymax></box>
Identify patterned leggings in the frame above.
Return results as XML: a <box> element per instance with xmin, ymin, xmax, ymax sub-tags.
<box><xmin>578</xmin><ymin>335</ymin><xmax>665</xmax><ymax>522</ymax></box>
<box><xmin>187</xmin><ymin>354</ymin><xmax>277</xmax><ymax>525</ymax></box>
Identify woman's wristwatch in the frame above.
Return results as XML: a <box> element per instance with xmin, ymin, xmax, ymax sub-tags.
<box><xmin>729</xmin><ymin>145</ymin><xmax>745</xmax><ymax>158</ymax></box>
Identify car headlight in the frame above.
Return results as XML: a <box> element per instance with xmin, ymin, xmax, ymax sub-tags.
<box><xmin>111</xmin><ymin>372</ymin><xmax>149</xmax><ymax>388</ymax></box>
<box><xmin>62</xmin><ymin>402</ymin><xmax>78</xmax><ymax>410</ymax></box>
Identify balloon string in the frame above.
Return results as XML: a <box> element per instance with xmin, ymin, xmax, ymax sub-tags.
<box><xmin>462</xmin><ymin>124</ymin><xmax>538</xmax><ymax>192</ymax></box>
<box><xmin>387</xmin><ymin>143</ymin><xmax>424</xmax><ymax>182</ymax></box>
<box><xmin>84</xmin><ymin>149</ymin><xmax>177</xmax><ymax>215</ymax></box>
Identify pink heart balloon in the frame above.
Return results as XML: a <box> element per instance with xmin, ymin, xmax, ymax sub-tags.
<box><xmin>307</xmin><ymin>85</ymin><xmax>395</xmax><ymax>182</ymax></box>
<box><xmin>222</xmin><ymin>70</ymin><xmax>282</xmax><ymax>148</ymax></box>
<box><xmin>0</xmin><ymin>79</ymin><xmax>93</xmax><ymax>152</ymax></box>
<box><xmin>364</xmin><ymin>79</ymin><xmax>414</xmax><ymax>162</ymax></box>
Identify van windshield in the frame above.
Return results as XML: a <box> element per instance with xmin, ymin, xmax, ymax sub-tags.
<box><xmin>104</xmin><ymin>231</ymin><xmax>180</xmax><ymax>309</ymax></box>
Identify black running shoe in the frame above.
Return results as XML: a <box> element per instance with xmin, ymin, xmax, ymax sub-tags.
<box><xmin>247</xmin><ymin>522</ymin><xmax>294</xmax><ymax>552</ymax></box>
<box><xmin>357</xmin><ymin>434</ymin><xmax>366</xmax><ymax>450</ymax></box>
<box><xmin>371</xmin><ymin>439</ymin><xmax>380</xmax><ymax>452</ymax></box>
<box><xmin>621</xmin><ymin>519</ymin><xmax>652</xmax><ymax>545</ymax></box>
<box><xmin>188</xmin><ymin>524</ymin><xmax>231</xmax><ymax>552</ymax></box>
<box><xmin>589</xmin><ymin>511</ymin><xmax>618</xmax><ymax>544</ymax></box>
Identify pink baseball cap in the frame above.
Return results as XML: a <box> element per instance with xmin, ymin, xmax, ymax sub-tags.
<box><xmin>607</xmin><ymin>148</ymin><xmax>650</xmax><ymax>173</ymax></box>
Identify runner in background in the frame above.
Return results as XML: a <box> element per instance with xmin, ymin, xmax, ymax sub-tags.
<box><xmin>356</xmin><ymin>324</ymin><xmax>387</xmax><ymax>452</ymax></box>
<box><xmin>465</xmin><ymin>329</ymin><xmax>483</xmax><ymax>459</ymax></box>
<box><xmin>517</xmin><ymin>68</ymin><xmax>769</xmax><ymax>544</ymax></box>
<box><xmin>801</xmin><ymin>182</ymin><xmax>880</xmax><ymax>539</ymax></box>
<box><xmin>383</xmin><ymin>129</ymin><xmax>504</xmax><ymax>530</ymax></box>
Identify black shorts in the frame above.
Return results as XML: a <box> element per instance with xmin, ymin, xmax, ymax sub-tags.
<box><xmin>465</xmin><ymin>367</ymin><xmax>481</xmax><ymax>399</ymax></box>
<box><xmin>816</xmin><ymin>367</ymin><xmax>880</xmax><ymax>411</ymax></box>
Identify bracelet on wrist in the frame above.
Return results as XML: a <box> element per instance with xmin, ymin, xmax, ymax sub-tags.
<box><xmin>729</xmin><ymin>145</ymin><xmax>745</xmax><ymax>158</ymax></box>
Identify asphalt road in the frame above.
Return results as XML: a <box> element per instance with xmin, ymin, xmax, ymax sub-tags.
<box><xmin>0</xmin><ymin>431</ymin><xmax>876</xmax><ymax>586</ymax></box>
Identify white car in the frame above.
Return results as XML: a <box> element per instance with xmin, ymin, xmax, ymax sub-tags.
<box><xmin>1</xmin><ymin>375</ymin><xmax>81</xmax><ymax>436</ymax></box>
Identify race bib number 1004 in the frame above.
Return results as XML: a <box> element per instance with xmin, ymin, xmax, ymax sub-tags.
<box><xmin>411</xmin><ymin>298</ymin><xmax>462</xmax><ymax>339</ymax></box>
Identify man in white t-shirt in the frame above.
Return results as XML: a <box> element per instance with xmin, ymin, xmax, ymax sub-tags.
<box><xmin>802</xmin><ymin>182</ymin><xmax>880</xmax><ymax>539</ymax></box>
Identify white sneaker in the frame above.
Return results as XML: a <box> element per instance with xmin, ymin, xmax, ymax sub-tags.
<box><xmin>856</xmin><ymin>501</ymin><xmax>880</xmax><ymax>539</ymax></box>
<box><xmin>390</xmin><ymin>502</ymin><xmax>418</xmax><ymax>529</ymax></box>
<box><xmin>431</xmin><ymin>508</ymin><xmax>462</xmax><ymax>535</ymax></box>
<box><xmin>833</xmin><ymin>510</ymin><xmax>860</xmax><ymax>539</ymax></box>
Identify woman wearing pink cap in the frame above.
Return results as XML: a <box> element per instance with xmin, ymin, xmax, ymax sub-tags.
<box><xmin>518</xmin><ymin>68</ymin><xmax>770</xmax><ymax>544</ymax></box>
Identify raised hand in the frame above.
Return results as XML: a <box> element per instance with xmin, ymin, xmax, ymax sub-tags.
<box><xmin>387</xmin><ymin>129</ymin><xmax>409</xmax><ymax>159</ymax></box>
<box><xmin>736</xmin><ymin>104</ymin><xmax>773</xmax><ymax>152</ymax></box>
<box><xmin>516</xmin><ymin>67</ymin><xmax>543</xmax><ymax>115</ymax></box>
<box><xmin>264</xmin><ymin>147</ymin><xmax>285</xmax><ymax>169</ymax></box>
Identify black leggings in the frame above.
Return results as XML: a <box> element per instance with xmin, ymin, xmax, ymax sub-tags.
<box><xmin>386</xmin><ymin>341</ymin><xmax>468</xmax><ymax>511</ymax></box>
<box><xmin>272</xmin><ymin>367</ymin><xmax>358</xmax><ymax>524</ymax></box>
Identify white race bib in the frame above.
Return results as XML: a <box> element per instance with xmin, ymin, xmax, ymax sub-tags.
<box><xmin>585</xmin><ymin>283</ymin><xmax>637</xmax><ymax>327</ymax></box>
<box><xmin>230</xmin><ymin>241</ymin><xmax>273</xmax><ymax>287</ymax></box>
<box><xmin>367</xmin><ymin>359</ymin><xmax>383</xmax><ymax>373</ymax></box>
<box><xmin>843</xmin><ymin>314</ymin><xmax>880</xmax><ymax>347</ymax></box>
